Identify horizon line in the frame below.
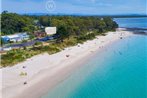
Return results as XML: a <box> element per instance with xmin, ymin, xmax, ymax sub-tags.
<box><xmin>1</xmin><ymin>12</ymin><xmax>147</xmax><ymax>17</ymax></box>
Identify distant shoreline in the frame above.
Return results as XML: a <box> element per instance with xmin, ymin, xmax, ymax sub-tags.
<box><xmin>21</xmin><ymin>13</ymin><xmax>147</xmax><ymax>18</ymax></box>
<box><xmin>117</xmin><ymin>27</ymin><xmax>147</xmax><ymax>35</ymax></box>
<box><xmin>119</xmin><ymin>27</ymin><xmax>147</xmax><ymax>30</ymax></box>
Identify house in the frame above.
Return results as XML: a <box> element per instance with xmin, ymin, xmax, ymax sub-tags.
<box><xmin>1</xmin><ymin>32</ymin><xmax>29</xmax><ymax>43</ymax></box>
<box><xmin>34</xmin><ymin>31</ymin><xmax>47</xmax><ymax>38</ymax></box>
<box><xmin>3</xmin><ymin>47</ymin><xmax>12</xmax><ymax>51</ymax></box>
<box><xmin>18</xmin><ymin>33</ymin><xmax>29</xmax><ymax>40</ymax></box>
<box><xmin>45</xmin><ymin>27</ymin><xmax>56</xmax><ymax>35</ymax></box>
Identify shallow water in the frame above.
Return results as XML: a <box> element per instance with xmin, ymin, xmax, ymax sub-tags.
<box><xmin>42</xmin><ymin>35</ymin><xmax>147</xmax><ymax>98</ymax></box>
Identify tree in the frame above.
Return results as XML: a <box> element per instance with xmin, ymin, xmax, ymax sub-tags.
<box><xmin>96</xmin><ymin>20</ymin><xmax>106</xmax><ymax>33</ymax></box>
<box><xmin>103</xmin><ymin>17</ymin><xmax>118</xmax><ymax>31</ymax></box>
<box><xmin>1</xmin><ymin>12</ymin><xmax>35</xmax><ymax>35</ymax></box>
<box><xmin>0</xmin><ymin>37</ymin><xmax>4</xmax><ymax>46</ymax></box>
<box><xmin>2</xmin><ymin>10</ymin><xmax>8</xmax><ymax>14</ymax></box>
<box><xmin>39</xmin><ymin>16</ymin><xmax>51</xmax><ymax>26</ymax></box>
<box><xmin>112</xmin><ymin>21</ymin><xmax>119</xmax><ymax>29</ymax></box>
<box><xmin>56</xmin><ymin>25</ymin><xmax>69</xmax><ymax>42</ymax></box>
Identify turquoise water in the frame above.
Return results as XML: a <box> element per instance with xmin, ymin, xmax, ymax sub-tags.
<box><xmin>42</xmin><ymin>35</ymin><xmax>147</xmax><ymax>98</ymax></box>
<box><xmin>114</xmin><ymin>17</ymin><xmax>147</xmax><ymax>29</ymax></box>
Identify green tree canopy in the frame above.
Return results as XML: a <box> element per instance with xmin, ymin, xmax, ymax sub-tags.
<box><xmin>1</xmin><ymin>11</ymin><xmax>35</xmax><ymax>35</ymax></box>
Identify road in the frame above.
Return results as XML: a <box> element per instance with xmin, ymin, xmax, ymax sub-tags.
<box><xmin>3</xmin><ymin>36</ymin><xmax>57</xmax><ymax>49</ymax></box>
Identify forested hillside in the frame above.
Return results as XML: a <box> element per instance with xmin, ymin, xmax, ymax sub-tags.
<box><xmin>1</xmin><ymin>11</ymin><xmax>118</xmax><ymax>36</ymax></box>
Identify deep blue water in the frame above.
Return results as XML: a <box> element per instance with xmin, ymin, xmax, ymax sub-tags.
<box><xmin>114</xmin><ymin>17</ymin><xmax>147</xmax><ymax>29</ymax></box>
<box><xmin>42</xmin><ymin>35</ymin><xmax>147</xmax><ymax>98</ymax></box>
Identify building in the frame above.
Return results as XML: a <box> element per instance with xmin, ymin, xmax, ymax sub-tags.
<box><xmin>18</xmin><ymin>33</ymin><xmax>29</xmax><ymax>40</ymax></box>
<box><xmin>34</xmin><ymin>31</ymin><xmax>47</xmax><ymax>38</ymax></box>
<box><xmin>45</xmin><ymin>27</ymin><xmax>56</xmax><ymax>35</ymax></box>
<box><xmin>1</xmin><ymin>32</ymin><xmax>29</xmax><ymax>43</ymax></box>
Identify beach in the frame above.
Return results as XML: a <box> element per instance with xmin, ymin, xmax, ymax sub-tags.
<box><xmin>0</xmin><ymin>30</ymin><xmax>133</xmax><ymax>98</ymax></box>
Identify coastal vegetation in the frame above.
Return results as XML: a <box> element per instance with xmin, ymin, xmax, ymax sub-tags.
<box><xmin>1</xmin><ymin>11</ymin><xmax>118</xmax><ymax>67</ymax></box>
<box><xmin>1</xmin><ymin>11</ymin><xmax>36</xmax><ymax>35</ymax></box>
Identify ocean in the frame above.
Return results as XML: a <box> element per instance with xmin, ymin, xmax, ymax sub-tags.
<box><xmin>42</xmin><ymin>18</ymin><xmax>147</xmax><ymax>98</ymax></box>
<box><xmin>114</xmin><ymin>17</ymin><xmax>147</xmax><ymax>29</ymax></box>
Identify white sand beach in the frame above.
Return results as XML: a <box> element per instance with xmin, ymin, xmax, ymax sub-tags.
<box><xmin>0</xmin><ymin>30</ymin><xmax>133</xmax><ymax>98</ymax></box>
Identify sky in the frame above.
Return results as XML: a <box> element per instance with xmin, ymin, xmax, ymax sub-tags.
<box><xmin>1</xmin><ymin>0</ymin><xmax>147</xmax><ymax>15</ymax></box>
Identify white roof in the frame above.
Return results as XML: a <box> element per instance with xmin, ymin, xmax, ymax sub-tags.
<box><xmin>45</xmin><ymin>27</ymin><xmax>56</xmax><ymax>35</ymax></box>
<box><xmin>2</xmin><ymin>33</ymin><xmax>28</xmax><ymax>39</ymax></box>
<box><xmin>2</xmin><ymin>35</ymin><xmax>19</xmax><ymax>39</ymax></box>
<box><xmin>7</xmin><ymin>35</ymin><xmax>19</xmax><ymax>38</ymax></box>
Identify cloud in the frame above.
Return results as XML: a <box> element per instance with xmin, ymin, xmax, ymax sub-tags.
<box><xmin>91</xmin><ymin>0</ymin><xmax>96</xmax><ymax>3</ymax></box>
<box><xmin>89</xmin><ymin>0</ymin><xmax>112</xmax><ymax>7</ymax></box>
<box><xmin>97</xmin><ymin>3</ymin><xmax>112</xmax><ymax>6</ymax></box>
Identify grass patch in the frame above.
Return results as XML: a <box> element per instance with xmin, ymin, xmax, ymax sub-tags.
<box><xmin>1</xmin><ymin>32</ymin><xmax>108</xmax><ymax>67</ymax></box>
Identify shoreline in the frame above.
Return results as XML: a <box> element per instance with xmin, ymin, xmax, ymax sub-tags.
<box><xmin>117</xmin><ymin>27</ymin><xmax>147</xmax><ymax>35</ymax></box>
<box><xmin>0</xmin><ymin>30</ymin><xmax>133</xmax><ymax>98</ymax></box>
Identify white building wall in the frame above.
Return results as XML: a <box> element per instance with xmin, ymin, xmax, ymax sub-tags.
<box><xmin>45</xmin><ymin>27</ymin><xmax>57</xmax><ymax>35</ymax></box>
